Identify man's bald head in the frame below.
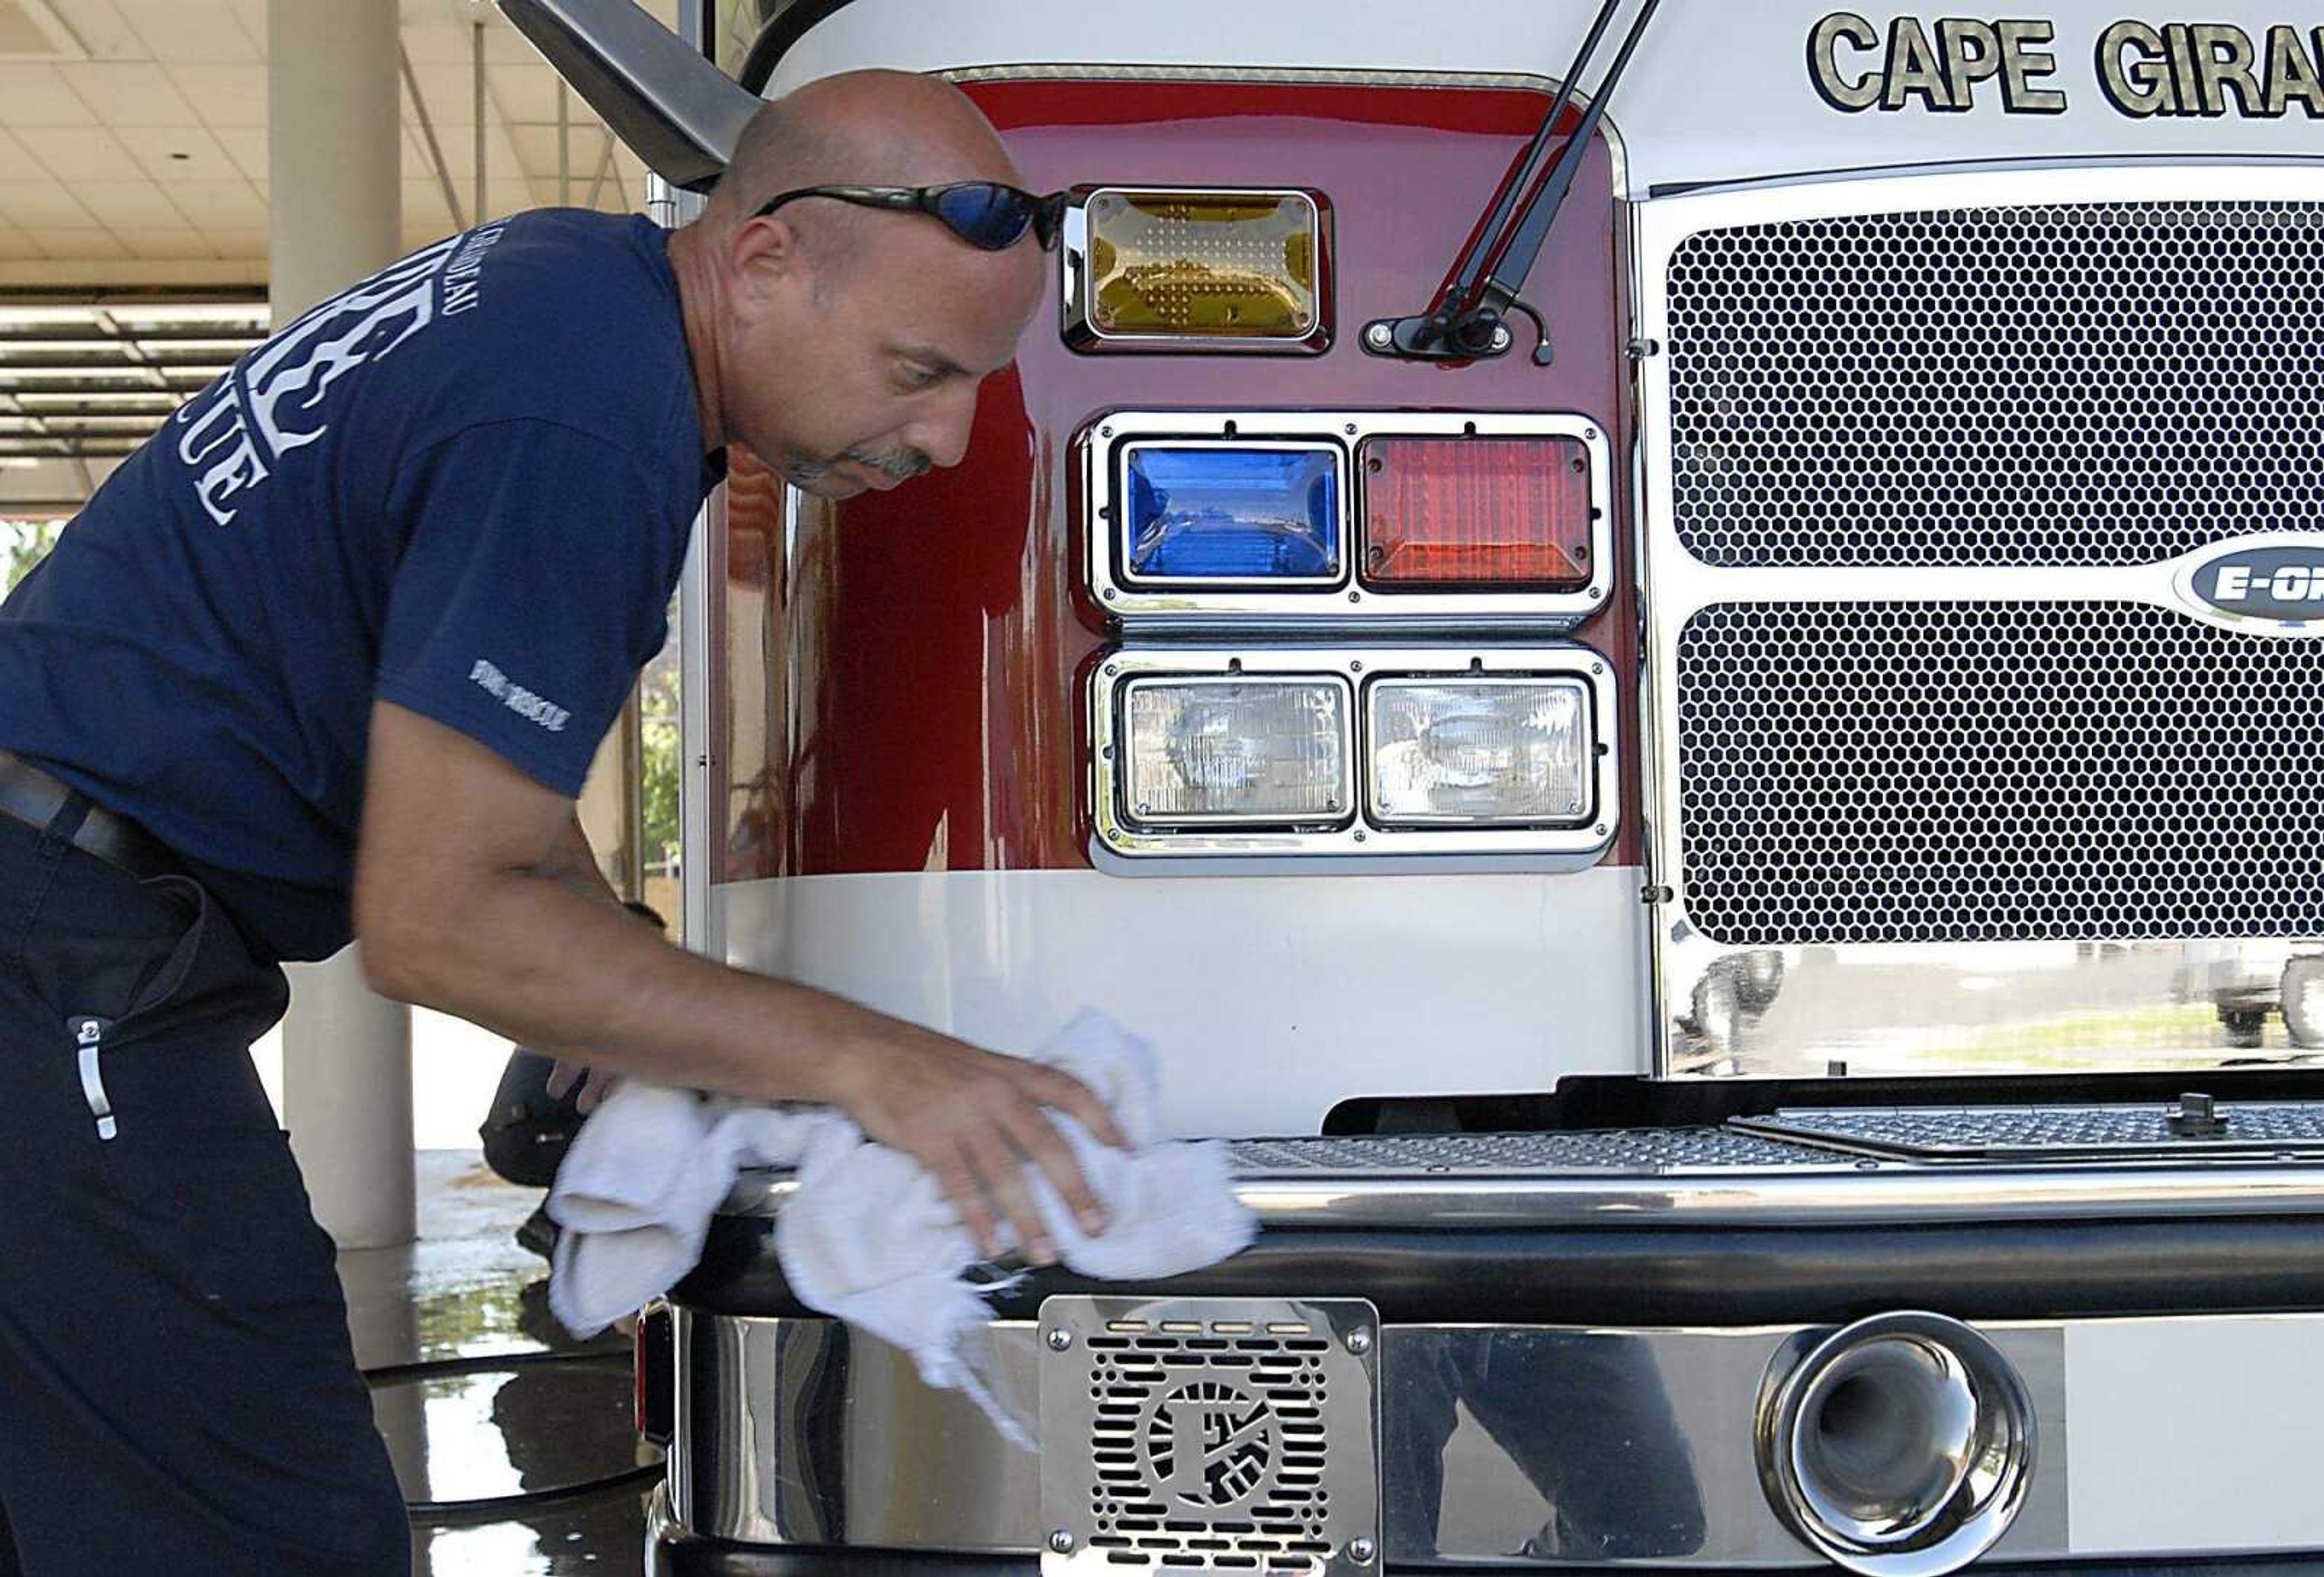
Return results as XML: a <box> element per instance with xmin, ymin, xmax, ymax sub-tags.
<box><xmin>667</xmin><ymin>68</ymin><xmax>1048</xmax><ymax>499</ymax></box>
<box><xmin>701</xmin><ymin>70</ymin><xmax>1026</xmax><ymax>267</ymax></box>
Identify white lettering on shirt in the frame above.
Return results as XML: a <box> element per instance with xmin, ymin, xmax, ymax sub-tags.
<box><xmin>441</xmin><ymin>224</ymin><xmax>507</xmax><ymax>317</ymax></box>
<box><xmin>177</xmin><ymin>230</ymin><xmax>473</xmax><ymax>526</ymax></box>
<box><xmin>468</xmin><ymin>659</ymin><xmax>571</xmax><ymax>733</ymax></box>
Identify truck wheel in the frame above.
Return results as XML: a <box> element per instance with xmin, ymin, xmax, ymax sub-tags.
<box><xmin>2220</xmin><ymin>1006</ymin><xmax>2269</xmax><ymax>1051</ymax></box>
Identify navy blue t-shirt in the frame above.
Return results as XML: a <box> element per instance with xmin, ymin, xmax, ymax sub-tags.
<box><xmin>0</xmin><ymin>210</ymin><xmax>718</xmax><ymax>962</ymax></box>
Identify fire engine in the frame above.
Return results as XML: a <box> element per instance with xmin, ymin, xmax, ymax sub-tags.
<box><xmin>504</xmin><ymin>1</ymin><xmax>2324</xmax><ymax>1570</ymax></box>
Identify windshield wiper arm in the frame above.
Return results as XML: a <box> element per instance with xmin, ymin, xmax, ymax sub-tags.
<box><xmin>1365</xmin><ymin>0</ymin><xmax>1663</xmax><ymax>367</ymax></box>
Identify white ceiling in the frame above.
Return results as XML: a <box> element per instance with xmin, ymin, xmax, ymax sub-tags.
<box><xmin>0</xmin><ymin>0</ymin><xmax>684</xmax><ymax>510</ymax></box>
<box><xmin>0</xmin><ymin>0</ymin><xmax>677</xmax><ymax>288</ymax></box>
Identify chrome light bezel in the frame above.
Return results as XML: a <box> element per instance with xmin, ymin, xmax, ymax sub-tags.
<box><xmin>1084</xmin><ymin>410</ymin><xmax>1615</xmax><ymax>628</ymax></box>
<box><xmin>1091</xmin><ymin>644</ymin><xmax>1618</xmax><ymax>870</ymax></box>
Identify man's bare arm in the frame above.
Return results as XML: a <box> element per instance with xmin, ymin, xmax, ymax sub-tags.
<box><xmin>353</xmin><ymin>700</ymin><xmax>1123</xmax><ymax>1257</ymax></box>
<box><xmin>542</xmin><ymin>812</ymin><xmax>625</xmax><ymax>910</ymax></box>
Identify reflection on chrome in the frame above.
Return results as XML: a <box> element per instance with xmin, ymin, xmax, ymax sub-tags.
<box><xmin>1756</xmin><ymin>1313</ymin><xmax>2036</xmax><ymax>1577</ymax></box>
<box><xmin>1663</xmin><ymin>938</ymin><xmax>2324</xmax><ymax>1080</ymax></box>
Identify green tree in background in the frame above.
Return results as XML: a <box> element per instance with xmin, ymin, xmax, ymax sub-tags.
<box><xmin>639</xmin><ymin>634</ymin><xmax>681</xmax><ymax>880</ymax></box>
<box><xmin>3</xmin><ymin>519</ymin><xmax>65</xmax><ymax>598</ymax></box>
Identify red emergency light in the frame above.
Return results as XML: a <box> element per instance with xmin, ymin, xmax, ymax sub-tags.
<box><xmin>1359</xmin><ymin>436</ymin><xmax>1596</xmax><ymax>589</ymax></box>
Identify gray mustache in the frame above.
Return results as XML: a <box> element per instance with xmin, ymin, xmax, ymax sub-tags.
<box><xmin>841</xmin><ymin>445</ymin><xmax>932</xmax><ymax>483</ymax></box>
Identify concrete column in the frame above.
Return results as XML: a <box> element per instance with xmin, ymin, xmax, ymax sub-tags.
<box><xmin>269</xmin><ymin>0</ymin><xmax>415</xmax><ymax>1250</ymax></box>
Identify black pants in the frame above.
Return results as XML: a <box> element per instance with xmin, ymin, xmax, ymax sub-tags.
<box><xmin>0</xmin><ymin>802</ymin><xmax>408</xmax><ymax>1574</ymax></box>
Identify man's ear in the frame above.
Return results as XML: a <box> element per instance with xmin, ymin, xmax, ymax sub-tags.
<box><xmin>726</xmin><ymin>214</ymin><xmax>801</xmax><ymax>306</ymax></box>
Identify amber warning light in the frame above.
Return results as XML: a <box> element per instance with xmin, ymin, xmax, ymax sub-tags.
<box><xmin>1069</xmin><ymin>189</ymin><xmax>1324</xmax><ymax>349</ymax></box>
<box><xmin>1360</xmin><ymin>437</ymin><xmax>1596</xmax><ymax>589</ymax></box>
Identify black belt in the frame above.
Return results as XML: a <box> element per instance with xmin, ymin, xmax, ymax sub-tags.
<box><xmin>0</xmin><ymin>749</ymin><xmax>185</xmax><ymax>882</ymax></box>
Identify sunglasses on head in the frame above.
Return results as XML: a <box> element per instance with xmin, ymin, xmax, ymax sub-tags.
<box><xmin>752</xmin><ymin>182</ymin><xmax>1067</xmax><ymax>252</ymax></box>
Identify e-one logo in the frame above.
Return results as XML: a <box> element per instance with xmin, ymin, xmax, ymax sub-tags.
<box><xmin>2191</xmin><ymin>546</ymin><xmax>2324</xmax><ymax>621</ymax></box>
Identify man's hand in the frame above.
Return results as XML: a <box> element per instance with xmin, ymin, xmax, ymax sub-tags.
<box><xmin>825</xmin><ymin>1022</ymin><xmax>1129</xmax><ymax>1263</ymax></box>
<box><xmin>543</xmin><ymin>1057</ymin><xmax>619</xmax><ymax>1113</ymax></box>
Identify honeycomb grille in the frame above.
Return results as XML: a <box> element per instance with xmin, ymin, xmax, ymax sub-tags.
<box><xmin>1664</xmin><ymin>200</ymin><xmax>2324</xmax><ymax>567</ymax></box>
<box><xmin>1676</xmin><ymin>600</ymin><xmax>2324</xmax><ymax>944</ymax></box>
<box><xmin>1086</xmin><ymin>1322</ymin><xmax>1334</xmax><ymax>1571</ymax></box>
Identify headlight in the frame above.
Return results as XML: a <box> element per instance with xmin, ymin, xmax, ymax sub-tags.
<box><xmin>1367</xmin><ymin>677</ymin><xmax>1593</xmax><ymax>825</ymax></box>
<box><xmin>1120</xmin><ymin>676</ymin><xmax>1353</xmax><ymax>828</ymax></box>
<box><xmin>1091</xmin><ymin>648</ymin><xmax>1616</xmax><ymax>868</ymax></box>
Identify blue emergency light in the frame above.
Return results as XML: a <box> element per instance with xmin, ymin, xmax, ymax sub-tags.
<box><xmin>1120</xmin><ymin>444</ymin><xmax>1341</xmax><ymax>583</ymax></box>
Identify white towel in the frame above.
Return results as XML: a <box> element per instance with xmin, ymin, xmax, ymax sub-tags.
<box><xmin>547</xmin><ymin>1009</ymin><xmax>1257</xmax><ymax>1445</ymax></box>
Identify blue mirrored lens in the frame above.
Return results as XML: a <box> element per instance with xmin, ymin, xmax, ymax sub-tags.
<box><xmin>933</xmin><ymin>184</ymin><xmax>1027</xmax><ymax>249</ymax></box>
<box><xmin>1123</xmin><ymin>447</ymin><xmax>1341</xmax><ymax>582</ymax></box>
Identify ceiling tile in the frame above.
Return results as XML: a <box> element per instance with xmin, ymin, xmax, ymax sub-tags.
<box><xmin>168</xmin><ymin>177</ymin><xmax>265</xmax><ymax>228</ymax></box>
<box><xmin>13</xmin><ymin>123</ymin><xmax>141</xmax><ymax>180</ymax></box>
<box><xmin>405</xmin><ymin>60</ymin><xmax>476</xmax><ymax>123</ymax></box>
<box><xmin>0</xmin><ymin>64</ymin><xmax>96</xmax><ymax>123</ymax></box>
<box><xmin>483</xmin><ymin>21</ymin><xmax>548</xmax><ymax>66</ymax></box>
<box><xmin>113</xmin><ymin>123</ymin><xmax>236</xmax><ymax>182</ymax></box>
<box><xmin>119</xmin><ymin>0</ymin><xmax>257</xmax><ymax>62</ymax></box>
<box><xmin>196</xmin><ymin>226</ymin><xmax>266</xmax><ymax>258</ymax></box>
<box><xmin>25</xmin><ymin>227</ymin><xmax>126</xmax><ymax>258</ymax></box>
<box><xmin>67</xmin><ymin>179</ymin><xmax>185</xmax><ymax>228</ymax></box>
<box><xmin>0</xmin><ymin>180</ymin><xmax>98</xmax><ymax>227</ymax></box>
<box><xmin>0</xmin><ymin>226</ymin><xmax>42</xmax><ymax>261</ymax></box>
<box><xmin>402</xmin><ymin>177</ymin><xmax>455</xmax><ymax>221</ymax></box>
<box><xmin>488</xmin><ymin>62</ymin><xmax>564</xmax><ymax>124</ymax></box>
<box><xmin>57</xmin><ymin>61</ymin><xmax>199</xmax><ymax>125</ymax></box>
<box><xmin>168</xmin><ymin>62</ymin><xmax>264</xmax><ymax>127</ymax></box>
<box><xmin>399</xmin><ymin>21</ymin><xmax>478</xmax><ymax>65</ymax></box>
<box><xmin>49</xmin><ymin>0</ymin><xmax>144</xmax><ymax>61</ymax></box>
<box><xmin>212</xmin><ymin>122</ymin><xmax>266</xmax><ymax>182</ymax></box>
<box><xmin>115</xmin><ymin>226</ymin><xmax>213</xmax><ymax>259</ymax></box>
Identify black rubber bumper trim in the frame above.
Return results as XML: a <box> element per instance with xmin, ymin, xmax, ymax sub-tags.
<box><xmin>674</xmin><ymin>1214</ymin><xmax>2324</xmax><ymax>1325</ymax></box>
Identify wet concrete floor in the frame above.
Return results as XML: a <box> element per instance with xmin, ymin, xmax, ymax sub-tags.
<box><xmin>339</xmin><ymin>1151</ymin><xmax>655</xmax><ymax>1576</ymax></box>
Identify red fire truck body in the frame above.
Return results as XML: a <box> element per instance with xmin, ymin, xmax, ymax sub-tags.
<box><xmin>506</xmin><ymin>2</ymin><xmax>2324</xmax><ymax>1570</ymax></box>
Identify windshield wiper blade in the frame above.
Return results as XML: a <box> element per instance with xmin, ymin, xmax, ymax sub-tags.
<box><xmin>1365</xmin><ymin>0</ymin><xmax>1663</xmax><ymax>367</ymax></box>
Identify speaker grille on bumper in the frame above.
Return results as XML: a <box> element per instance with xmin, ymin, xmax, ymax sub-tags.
<box><xmin>1666</xmin><ymin>202</ymin><xmax>2324</xmax><ymax>568</ymax></box>
<box><xmin>1676</xmin><ymin>600</ymin><xmax>2324</xmax><ymax>945</ymax></box>
<box><xmin>1086</xmin><ymin>1324</ymin><xmax>1334</xmax><ymax>1570</ymax></box>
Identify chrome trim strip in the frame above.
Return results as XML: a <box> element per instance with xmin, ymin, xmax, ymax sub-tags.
<box><xmin>1089</xmin><ymin>644</ymin><xmax>1619</xmax><ymax>866</ymax></box>
<box><xmin>934</xmin><ymin>65</ymin><xmax>1630</xmax><ymax>210</ymax></box>
<box><xmin>1085</xmin><ymin>410</ymin><xmax>1615</xmax><ymax>628</ymax></box>
<box><xmin>721</xmin><ymin>1157</ymin><xmax>2324</xmax><ymax>1230</ymax></box>
<box><xmin>673</xmin><ymin>183</ymin><xmax>717</xmax><ymax>960</ymax></box>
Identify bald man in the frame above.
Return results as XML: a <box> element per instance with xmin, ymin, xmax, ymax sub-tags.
<box><xmin>0</xmin><ymin>72</ymin><xmax>1114</xmax><ymax>1575</ymax></box>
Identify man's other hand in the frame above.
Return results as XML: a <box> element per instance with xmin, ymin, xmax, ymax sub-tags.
<box><xmin>826</xmin><ymin>1025</ymin><xmax>1129</xmax><ymax>1264</ymax></box>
